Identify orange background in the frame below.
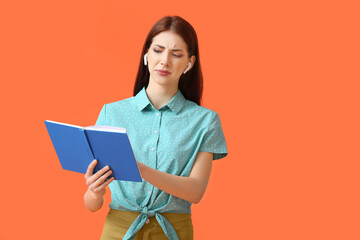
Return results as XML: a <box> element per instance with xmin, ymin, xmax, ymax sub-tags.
<box><xmin>1</xmin><ymin>0</ymin><xmax>359</xmax><ymax>239</ymax></box>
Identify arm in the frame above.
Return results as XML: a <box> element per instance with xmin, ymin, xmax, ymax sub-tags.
<box><xmin>137</xmin><ymin>151</ymin><xmax>213</xmax><ymax>204</ymax></box>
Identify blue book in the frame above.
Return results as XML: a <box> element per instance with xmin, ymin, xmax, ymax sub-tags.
<box><xmin>44</xmin><ymin>120</ymin><xmax>142</xmax><ymax>182</ymax></box>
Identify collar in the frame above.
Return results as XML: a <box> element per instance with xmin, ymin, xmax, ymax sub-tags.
<box><xmin>135</xmin><ymin>87</ymin><xmax>186</xmax><ymax>114</ymax></box>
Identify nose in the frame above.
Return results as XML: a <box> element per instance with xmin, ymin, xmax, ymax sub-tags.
<box><xmin>160</xmin><ymin>52</ymin><xmax>170</xmax><ymax>66</ymax></box>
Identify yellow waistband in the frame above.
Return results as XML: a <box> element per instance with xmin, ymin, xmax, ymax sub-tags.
<box><xmin>107</xmin><ymin>208</ymin><xmax>191</xmax><ymax>226</ymax></box>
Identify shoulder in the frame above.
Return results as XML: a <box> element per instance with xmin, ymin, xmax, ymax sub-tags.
<box><xmin>102</xmin><ymin>96</ymin><xmax>136</xmax><ymax>112</ymax></box>
<box><xmin>97</xmin><ymin>96</ymin><xmax>138</xmax><ymax>126</ymax></box>
<box><xmin>182</xmin><ymin>100</ymin><xmax>220</xmax><ymax>125</ymax></box>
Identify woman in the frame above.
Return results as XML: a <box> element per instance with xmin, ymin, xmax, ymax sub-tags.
<box><xmin>84</xmin><ymin>16</ymin><xmax>228</xmax><ymax>240</ymax></box>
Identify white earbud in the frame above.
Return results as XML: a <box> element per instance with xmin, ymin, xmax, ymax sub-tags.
<box><xmin>183</xmin><ymin>62</ymin><xmax>192</xmax><ymax>74</ymax></box>
<box><xmin>144</xmin><ymin>53</ymin><xmax>148</xmax><ymax>66</ymax></box>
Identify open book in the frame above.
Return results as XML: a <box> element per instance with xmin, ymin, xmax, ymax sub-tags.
<box><xmin>44</xmin><ymin>120</ymin><xmax>142</xmax><ymax>182</ymax></box>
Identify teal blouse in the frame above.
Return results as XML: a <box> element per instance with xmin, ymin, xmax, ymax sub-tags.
<box><xmin>95</xmin><ymin>87</ymin><xmax>227</xmax><ymax>240</ymax></box>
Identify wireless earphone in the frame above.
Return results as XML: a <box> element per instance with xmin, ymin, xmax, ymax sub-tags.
<box><xmin>144</xmin><ymin>53</ymin><xmax>148</xmax><ymax>66</ymax></box>
<box><xmin>183</xmin><ymin>62</ymin><xmax>192</xmax><ymax>74</ymax></box>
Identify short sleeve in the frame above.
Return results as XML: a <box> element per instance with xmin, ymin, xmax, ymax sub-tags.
<box><xmin>199</xmin><ymin>113</ymin><xmax>228</xmax><ymax>160</ymax></box>
<box><xmin>95</xmin><ymin>104</ymin><xmax>107</xmax><ymax>126</ymax></box>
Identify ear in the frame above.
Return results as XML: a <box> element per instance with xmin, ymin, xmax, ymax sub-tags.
<box><xmin>188</xmin><ymin>55</ymin><xmax>196</xmax><ymax>71</ymax></box>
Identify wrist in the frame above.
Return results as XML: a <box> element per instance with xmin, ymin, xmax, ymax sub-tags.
<box><xmin>89</xmin><ymin>189</ymin><xmax>104</xmax><ymax>200</ymax></box>
<box><xmin>137</xmin><ymin>162</ymin><xmax>148</xmax><ymax>179</ymax></box>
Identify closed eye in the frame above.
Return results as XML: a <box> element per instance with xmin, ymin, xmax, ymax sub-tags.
<box><xmin>153</xmin><ymin>48</ymin><xmax>183</xmax><ymax>58</ymax></box>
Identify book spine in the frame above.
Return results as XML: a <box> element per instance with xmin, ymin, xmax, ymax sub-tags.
<box><xmin>79</xmin><ymin>128</ymin><xmax>97</xmax><ymax>171</ymax></box>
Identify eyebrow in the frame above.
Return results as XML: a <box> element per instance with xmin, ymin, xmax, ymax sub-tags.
<box><xmin>154</xmin><ymin>44</ymin><xmax>183</xmax><ymax>52</ymax></box>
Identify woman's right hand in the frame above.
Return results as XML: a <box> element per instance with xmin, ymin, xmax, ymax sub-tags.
<box><xmin>85</xmin><ymin>159</ymin><xmax>114</xmax><ymax>199</ymax></box>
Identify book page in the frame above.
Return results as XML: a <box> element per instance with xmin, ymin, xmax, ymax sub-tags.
<box><xmin>85</xmin><ymin>125</ymin><xmax>127</xmax><ymax>133</ymax></box>
<box><xmin>45</xmin><ymin>120</ymin><xmax>82</xmax><ymax>129</ymax></box>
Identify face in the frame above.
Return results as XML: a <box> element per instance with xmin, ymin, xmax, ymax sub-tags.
<box><xmin>146</xmin><ymin>31</ymin><xmax>195</xmax><ymax>88</ymax></box>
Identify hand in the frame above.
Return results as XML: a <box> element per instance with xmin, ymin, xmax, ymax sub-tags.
<box><xmin>85</xmin><ymin>159</ymin><xmax>114</xmax><ymax>199</ymax></box>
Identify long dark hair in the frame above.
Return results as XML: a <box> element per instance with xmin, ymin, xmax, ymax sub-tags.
<box><xmin>133</xmin><ymin>16</ymin><xmax>203</xmax><ymax>105</ymax></box>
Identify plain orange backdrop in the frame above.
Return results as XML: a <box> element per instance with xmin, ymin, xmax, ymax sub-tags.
<box><xmin>1</xmin><ymin>0</ymin><xmax>359</xmax><ymax>239</ymax></box>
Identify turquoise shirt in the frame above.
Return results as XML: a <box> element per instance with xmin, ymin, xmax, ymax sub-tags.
<box><xmin>96</xmin><ymin>87</ymin><xmax>227</xmax><ymax>240</ymax></box>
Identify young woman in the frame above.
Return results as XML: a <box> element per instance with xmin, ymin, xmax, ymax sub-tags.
<box><xmin>83</xmin><ymin>16</ymin><xmax>228</xmax><ymax>240</ymax></box>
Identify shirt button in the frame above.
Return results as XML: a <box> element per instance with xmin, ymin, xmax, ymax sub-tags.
<box><xmin>154</xmin><ymin>130</ymin><xmax>158</xmax><ymax>134</ymax></box>
<box><xmin>151</xmin><ymin>147</ymin><xmax>155</xmax><ymax>151</ymax></box>
<box><xmin>148</xmin><ymin>191</ymin><xmax>151</xmax><ymax>195</ymax></box>
<box><xmin>145</xmin><ymin>218</ymin><xmax>150</xmax><ymax>224</ymax></box>
<box><xmin>156</xmin><ymin>113</ymin><xmax>160</xmax><ymax>116</ymax></box>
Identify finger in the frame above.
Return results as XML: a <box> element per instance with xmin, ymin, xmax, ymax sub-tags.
<box><xmin>87</xmin><ymin>164</ymin><xmax>110</xmax><ymax>185</ymax></box>
<box><xmin>90</xmin><ymin>165</ymin><xmax>111</xmax><ymax>182</ymax></box>
<box><xmin>90</xmin><ymin>169</ymin><xmax>113</xmax><ymax>189</ymax></box>
<box><xmin>85</xmin><ymin>159</ymin><xmax>98</xmax><ymax>178</ymax></box>
<box><xmin>87</xmin><ymin>168</ymin><xmax>110</xmax><ymax>187</ymax></box>
<box><xmin>86</xmin><ymin>166</ymin><xmax>111</xmax><ymax>187</ymax></box>
<box><xmin>94</xmin><ymin>177</ymin><xmax>115</xmax><ymax>192</ymax></box>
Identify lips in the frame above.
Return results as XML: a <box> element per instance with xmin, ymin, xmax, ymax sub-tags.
<box><xmin>156</xmin><ymin>70</ymin><xmax>171</xmax><ymax>76</ymax></box>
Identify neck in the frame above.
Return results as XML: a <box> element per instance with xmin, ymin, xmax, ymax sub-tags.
<box><xmin>145</xmin><ymin>81</ymin><xmax>178</xmax><ymax>110</ymax></box>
